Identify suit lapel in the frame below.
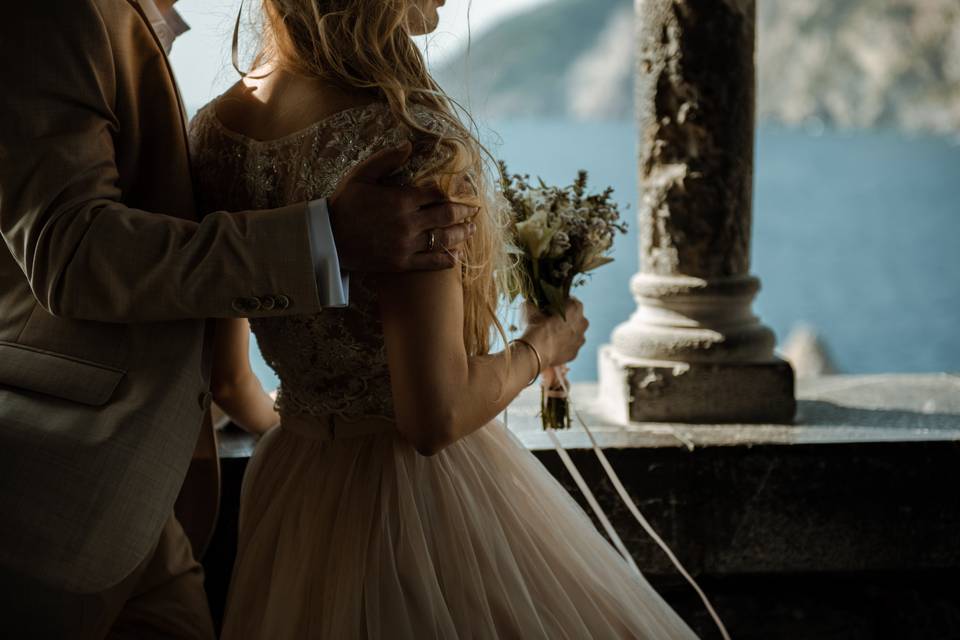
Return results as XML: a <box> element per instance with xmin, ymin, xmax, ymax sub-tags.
<box><xmin>124</xmin><ymin>0</ymin><xmax>194</xmax><ymax>190</ymax></box>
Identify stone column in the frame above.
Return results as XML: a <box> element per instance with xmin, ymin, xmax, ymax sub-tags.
<box><xmin>598</xmin><ymin>0</ymin><xmax>795</xmax><ymax>424</ymax></box>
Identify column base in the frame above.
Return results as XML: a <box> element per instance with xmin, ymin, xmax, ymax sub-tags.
<box><xmin>599</xmin><ymin>345</ymin><xmax>796</xmax><ymax>424</ymax></box>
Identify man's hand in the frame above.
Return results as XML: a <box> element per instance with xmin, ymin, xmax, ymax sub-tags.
<box><xmin>328</xmin><ymin>142</ymin><xmax>478</xmax><ymax>272</ymax></box>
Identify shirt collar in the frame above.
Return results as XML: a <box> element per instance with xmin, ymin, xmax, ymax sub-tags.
<box><xmin>139</xmin><ymin>0</ymin><xmax>190</xmax><ymax>55</ymax></box>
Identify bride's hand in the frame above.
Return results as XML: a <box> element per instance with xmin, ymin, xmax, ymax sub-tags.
<box><xmin>521</xmin><ymin>298</ymin><xmax>589</xmax><ymax>368</ymax></box>
<box><xmin>328</xmin><ymin>142</ymin><xmax>478</xmax><ymax>272</ymax></box>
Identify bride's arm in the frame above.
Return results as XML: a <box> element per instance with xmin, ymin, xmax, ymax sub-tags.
<box><xmin>210</xmin><ymin>319</ymin><xmax>280</xmax><ymax>436</ymax></box>
<box><xmin>379</xmin><ymin>267</ymin><xmax>588</xmax><ymax>456</ymax></box>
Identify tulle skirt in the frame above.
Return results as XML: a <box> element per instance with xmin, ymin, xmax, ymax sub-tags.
<box><xmin>221</xmin><ymin>419</ymin><xmax>698</xmax><ymax>639</ymax></box>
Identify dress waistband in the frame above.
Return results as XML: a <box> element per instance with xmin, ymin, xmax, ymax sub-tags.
<box><xmin>280</xmin><ymin>413</ymin><xmax>396</xmax><ymax>442</ymax></box>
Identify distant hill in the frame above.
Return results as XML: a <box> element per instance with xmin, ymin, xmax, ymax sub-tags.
<box><xmin>435</xmin><ymin>0</ymin><xmax>960</xmax><ymax>134</ymax></box>
<box><xmin>435</xmin><ymin>0</ymin><xmax>629</xmax><ymax>119</ymax></box>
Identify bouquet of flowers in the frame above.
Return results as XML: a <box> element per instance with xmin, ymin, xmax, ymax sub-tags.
<box><xmin>500</xmin><ymin>162</ymin><xmax>627</xmax><ymax>430</ymax></box>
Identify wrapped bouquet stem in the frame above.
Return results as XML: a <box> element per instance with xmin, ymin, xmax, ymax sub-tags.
<box><xmin>501</xmin><ymin>164</ymin><xmax>627</xmax><ymax>430</ymax></box>
<box><xmin>541</xmin><ymin>365</ymin><xmax>572</xmax><ymax>430</ymax></box>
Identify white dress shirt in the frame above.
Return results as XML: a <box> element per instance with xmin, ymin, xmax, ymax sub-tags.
<box><xmin>305</xmin><ymin>199</ymin><xmax>350</xmax><ymax>307</ymax></box>
<box><xmin>140</xmin><ymin>0</ymin><xmax>349</xmax><ymax>308</ymax></box>
<box><xmin>138</xmin><ymin>0</ymin><xmax>189</xmax><ymax>55</ymax></box>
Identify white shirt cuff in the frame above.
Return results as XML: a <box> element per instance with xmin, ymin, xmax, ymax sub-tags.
<box><xmin>306</xmin><ymin>199</ymin><xmax>350</xmax><ymax>308</ymax></box>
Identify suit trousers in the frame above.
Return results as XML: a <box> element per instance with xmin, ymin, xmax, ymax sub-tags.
<box><xmin>0</xmin><ymin>515</ymin><xmax>215</xmax><ymax>639</ymax></box>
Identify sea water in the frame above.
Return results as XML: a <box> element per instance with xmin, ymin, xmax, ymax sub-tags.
<box><xmin>250</xmin><ymin>122</ymin><xmax>960</xmax><ymax>388</ymax></box>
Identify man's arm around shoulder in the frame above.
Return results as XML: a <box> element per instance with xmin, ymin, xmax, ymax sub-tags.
<box><xmin>0</xmin><ymin>1</ymin><xmax>320</xmax><ymax>322</ymax></box>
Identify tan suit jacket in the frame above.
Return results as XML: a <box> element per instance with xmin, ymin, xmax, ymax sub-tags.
<box><xmin>0</xmin><ymin>0</ymin><xmax>322</xmax><ymax>593</ymax></box>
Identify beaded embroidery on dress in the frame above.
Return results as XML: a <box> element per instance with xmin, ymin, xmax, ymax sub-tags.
<box><xmin>189</xmin><ymin>100</ymin><xmax>699</xmax><ymax>640</ymax></box>
<box><xmin>191</xmin><ymin>102</ymin><xmax>447</xmax><ymax>419</ymax></box>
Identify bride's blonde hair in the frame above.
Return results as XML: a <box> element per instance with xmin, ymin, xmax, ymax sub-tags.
<box><xmin>253</xmin><ymin>0</ymin><xmax>513</xmax><ymax>356</ymax></box>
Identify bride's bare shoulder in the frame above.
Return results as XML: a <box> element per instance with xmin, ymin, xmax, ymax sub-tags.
<box><xmin>213</xmin><ymin>69</ymin><xmax>381</xmax><ymax>141</ymax></box>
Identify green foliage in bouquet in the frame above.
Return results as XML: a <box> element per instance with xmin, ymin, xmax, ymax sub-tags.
<box><xmin>499</xmin><ymin>162</ymin><xmax>627</xmax><ymax>429</ymax></box>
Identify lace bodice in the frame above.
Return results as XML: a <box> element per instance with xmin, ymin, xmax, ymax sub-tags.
<box><xmin>189</xmin><ymin>101</ymin><xmax>449</xmax><ymax>419</ymax></box>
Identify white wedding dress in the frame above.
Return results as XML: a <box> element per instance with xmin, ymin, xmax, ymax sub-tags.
<box><xmin>189</xmin><ymin>100</ymin><xmax>699</xmax><ymax>639</ymax></box>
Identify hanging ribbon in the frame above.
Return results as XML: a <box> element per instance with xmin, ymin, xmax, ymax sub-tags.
<box><xmin>550</xmin><ymin>375</ymin><xmax>732</xmax><ymax>640</ymax></box>
<box><xmin>546</xmin><ymin>428</ymin><xmax>641</xmax><ymax>576</ymax></box>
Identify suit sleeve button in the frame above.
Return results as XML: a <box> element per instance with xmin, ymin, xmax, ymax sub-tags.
<box><xmin>231</xmin><ymin>296</ymin><xmax>262</xmax><ymax>313</ymax></box>
<box><xmin>260</xmin><ymin>295</ymin><xmax>276</xmax><ymax>311</ymax></box>
<box><xmin>275</xmin><ymin>295</ymin><xmax>291</xmax><ymax>311</ymax></box>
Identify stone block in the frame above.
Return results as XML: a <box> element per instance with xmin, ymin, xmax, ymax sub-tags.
<box><xmin>600</xmin><ymin>345</ymin><xmax>796</xmax><ymax>424</ymax></box>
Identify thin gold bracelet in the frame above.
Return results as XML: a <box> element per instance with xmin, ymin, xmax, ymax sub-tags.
<box><xmin>511</xmin><ymin>339</ymin><xmax>543</xmax><ymax>386</ymax></box>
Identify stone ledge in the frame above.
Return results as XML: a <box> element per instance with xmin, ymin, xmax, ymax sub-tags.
<box><xmin>505</xmin><ymin>373</ymin><xmax>960</xmax><ymax>450</ymax></box>
<box><xmin>508</xmin><ymin>374</ymin><xmax>960</xmax><ymax>585</ymax></box>
<box><xmin>541</xmin><ymin>440</ymin><xmax>960</xmax><ymax>576</ymax></box>
<box><xmin>218</xmin><ymin>374</ymin><xmax>960</xmax><ymax>458</ymax></box>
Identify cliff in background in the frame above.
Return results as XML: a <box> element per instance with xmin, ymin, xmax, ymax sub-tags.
<box><xmin>435</xmin><ymin>0</ymin><xmax>960</xmax><ymax>134</ymax></box>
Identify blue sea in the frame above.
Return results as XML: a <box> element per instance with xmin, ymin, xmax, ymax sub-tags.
<box><xmin>250</xmin><ymin>122</ymin><xmax>960</xmax><ymax>388</ymax></box>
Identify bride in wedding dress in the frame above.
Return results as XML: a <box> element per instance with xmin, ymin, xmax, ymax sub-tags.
<box><xmin>190</xmin><ymin>0</ymin><xmax>699</xmax><ymax>637</ymax></box>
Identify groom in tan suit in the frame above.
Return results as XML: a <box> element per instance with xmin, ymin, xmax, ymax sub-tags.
<box><xmin>0</xmin><ymin>0</ymin><xmax>474</xmax><ymax>637</ymax></box>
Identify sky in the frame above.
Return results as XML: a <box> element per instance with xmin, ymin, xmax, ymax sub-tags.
<box><xmin>170</xmin><ymin>0</ymin><xmax>555</xmax><ymax>111</ymax></box>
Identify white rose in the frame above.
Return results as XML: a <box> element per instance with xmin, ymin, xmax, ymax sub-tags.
<box><xmin>515</xmin><ymin>209</ymin><xmax>556</xmax><ymax>259</ymax></box>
